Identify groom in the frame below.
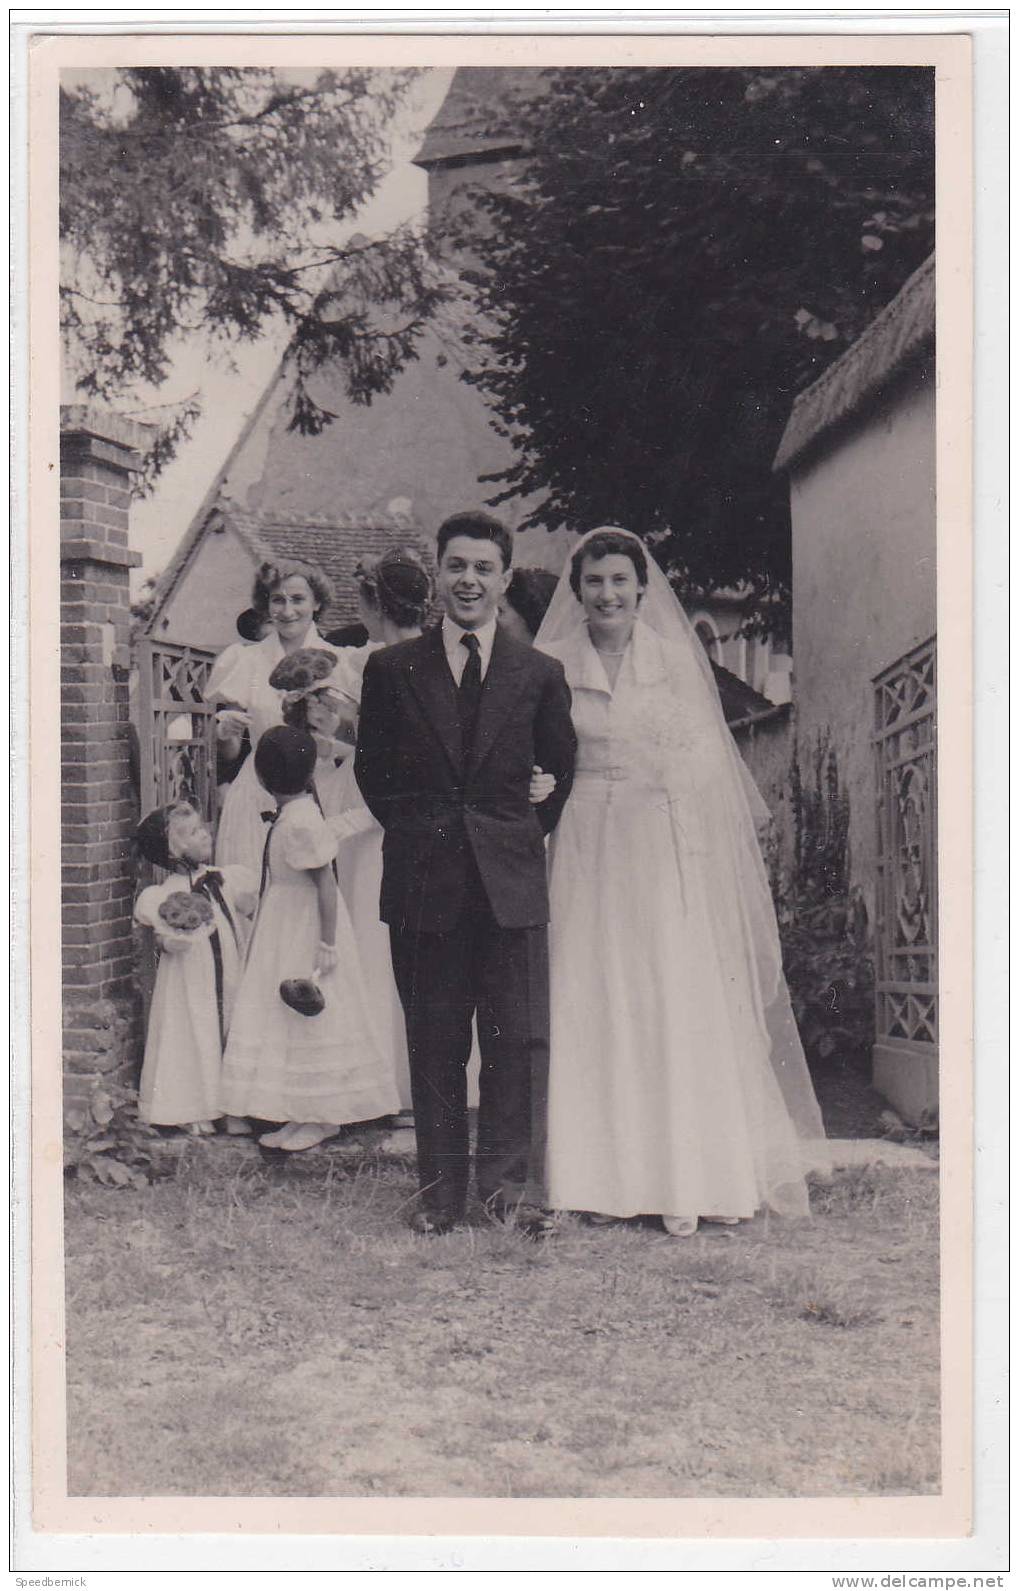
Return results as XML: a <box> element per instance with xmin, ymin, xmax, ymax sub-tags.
<box><xmin>355</xmin><ymin>511</ymin><xmax>576</xmax><ymax>1233</ymax></box>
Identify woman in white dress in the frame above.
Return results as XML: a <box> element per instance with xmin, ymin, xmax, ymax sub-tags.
<box><xmin>535</xmin><ymin>528</ymin><xmax>829</xmax><ymax>1235</ymax></box>
<box><xmin>206</xmin><ymin>558</ymin><xmax>336</xmax><ymax>876</ymax></box>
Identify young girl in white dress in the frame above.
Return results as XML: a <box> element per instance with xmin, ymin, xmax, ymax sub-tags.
<box><xmin>219</xmin><ymin>725</ymin><xmax>399</xmax><ymax>1151</ymax></box>
<box><xmin>134</xmin><ymin>802</ymin><xmax>257</xmax><ymax>1132</ymax></box>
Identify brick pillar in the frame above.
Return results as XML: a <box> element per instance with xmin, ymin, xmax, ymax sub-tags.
<box><xmin>60</xmin><ymin>405</ymin><xmax>146</xmax><ymax>1100</ymax></box>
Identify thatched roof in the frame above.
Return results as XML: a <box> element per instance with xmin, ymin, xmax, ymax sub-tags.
<box><xmin>773</xmin><ymin>254</ymin><xmax>935</xmax><ymax>474</ymax></box>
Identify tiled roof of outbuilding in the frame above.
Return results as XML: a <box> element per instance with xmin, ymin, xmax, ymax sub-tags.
<box><xmin>148</xmin><ymin>498</ymin><xmax>431</xmax><ymax>633</ymax></box>
<box><xmin>253</xmin><ymin>511</ymin><xmax>430</xmax><ymax>630</ymax></box>
<box><xmin>773</xmin><ymin>253</ymin><xmax>935</xmax><ymax>474</ymax></box>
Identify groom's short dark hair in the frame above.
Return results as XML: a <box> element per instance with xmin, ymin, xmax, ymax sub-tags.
<box><xmin>436</xmin><ymin>511</ymin><xmax>513</xmax><ymax>571</ymax></box>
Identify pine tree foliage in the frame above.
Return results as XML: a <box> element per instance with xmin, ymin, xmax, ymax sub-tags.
<box><xmin>60</xmin><ymin>67</ymin><xmax>447</xmax><ymax>470</ymax></box>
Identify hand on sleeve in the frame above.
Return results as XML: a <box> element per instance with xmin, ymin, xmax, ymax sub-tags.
<box><xmin>529</xmin><ymin>766</ymin><xmax>556</xmax><ymax>804</ymax></box>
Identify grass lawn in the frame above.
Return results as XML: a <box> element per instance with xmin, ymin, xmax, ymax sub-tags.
<box><xmin>64</xmin><ymin>1142</ymin><xmax>939</xmax><ymax>1499</ymax></box>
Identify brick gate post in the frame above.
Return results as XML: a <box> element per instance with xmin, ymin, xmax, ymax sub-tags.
<box><xmin>60</xmin><ymin>405</ymin><xmax>147</xmax><ymax>1101</ymax></box>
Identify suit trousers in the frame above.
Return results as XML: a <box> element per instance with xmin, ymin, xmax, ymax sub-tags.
<box><xmin>388</xmin><ymin>861</ymin><xmax>549</xmax><ymax>1219</ymax></box>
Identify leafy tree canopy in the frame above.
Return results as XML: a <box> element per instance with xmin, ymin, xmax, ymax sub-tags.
<box><xmin>60</xmin><ymin>67</ymin><xmax>446</xmax><ymax>472</ymax></box>
<box><xmin>456</xmin><ymin>66</ymin><xmax>934</xmax><ymax>630</ymax></box>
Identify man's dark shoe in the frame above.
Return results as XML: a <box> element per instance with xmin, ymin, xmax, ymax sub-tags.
<box><xmin>409</xmin><ymin>1210</ymin><xmax>461</xmax><ymax>1236</ymax></box>
<box><xmin>522</xmin><ymin>1209</ymin><xmax>560</xmax><ymax>1241</ymax></box>
<box><xmin>483</xmin><ymin>1195</ymin><xmax>559</xmax><ymax>1238</ymax></box>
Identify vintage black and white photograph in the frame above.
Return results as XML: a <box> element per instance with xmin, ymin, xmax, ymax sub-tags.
<box><xmin>34</xmin><ymin>32</ymin><xmax>969</xmax><ymax>1526</ymax></box>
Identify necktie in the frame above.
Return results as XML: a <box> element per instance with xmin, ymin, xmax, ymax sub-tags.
<box><xmin>458</xmin><ymin>632</ymin><xmax>482</xmax><ymax>751</ymax></box>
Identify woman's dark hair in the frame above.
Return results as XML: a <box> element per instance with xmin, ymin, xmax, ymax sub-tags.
<box><xmin>236</xmin><ymin>606</ymin><xmax>265</xmax><ymax>641</ymax></box>
<box><xmin>254</xmin><ymin>725</ymin><xmax>318</xmax><ymax>796</ymax></box>
<box><xmin>503</xmin><ymin>566</ymin><xmax>558</xmax><ymax>638</ymax></box>
<box><xmin>569</xmin><ymin>530</ymin><xmax>649</xmax><ymax>599</ymax></box>
<box><xmin>436</xmin><ymin>511</ymin><xmax>513</xmax><ymax>572</ymax></box>
<box><xmin>254</xmin><ymin>558</ymin><xmax>335</xmax><ymax>619</ymax></box>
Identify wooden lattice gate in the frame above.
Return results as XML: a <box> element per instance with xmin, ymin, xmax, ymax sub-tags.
<box><xmin>137</xmin><ymin>638</ymin><xmax>219</xmax><ymax>825</ymax></box>
<box><xmin>136</xmin><ymin>638</ymin><xmax>220</xmax><ymax>1016</ymax></box>
<box><xmin>872</xmin><ymin>635</ymin><xmax>938</xmax><ymax>1123</ymax></box>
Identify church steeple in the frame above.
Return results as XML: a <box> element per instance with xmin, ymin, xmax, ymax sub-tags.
<box><xmin>412</xmin><ymin>67</ymin><xmax>545</xmax><ymax>221</ymax></box>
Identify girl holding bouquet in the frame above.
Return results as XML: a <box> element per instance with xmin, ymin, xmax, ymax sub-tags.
<box><xmin>219</xmin><ymin>725</ymin><xmax>398</xmax><ymax>1151</ymax></box>
<box><xmin>134</xmin><ymin>803</ymin><xmax>258</xmax><ymax>1133</ymax></box>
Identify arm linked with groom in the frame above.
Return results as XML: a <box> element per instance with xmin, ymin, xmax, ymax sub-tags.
<box><xmin>355</xmin><ymin>512</ymin><xmax>577</xmax><ymax>1234</ymax></box>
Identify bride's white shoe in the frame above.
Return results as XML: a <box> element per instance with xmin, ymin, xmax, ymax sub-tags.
<box><xmin>662</xmin><ymin>1215</ymin><xmax>698</xmax><ymax>1237</ymax></box>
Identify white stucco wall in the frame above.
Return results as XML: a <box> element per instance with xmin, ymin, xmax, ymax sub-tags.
<box><xmin>790</xmin><ymin>368</ymin><xmax>936</xmax><ymax>918</ymax></box>
<box><xmin>154</xmin><ymin>525</ymin><xmax>258</xmax><ymax>654</ymax></box>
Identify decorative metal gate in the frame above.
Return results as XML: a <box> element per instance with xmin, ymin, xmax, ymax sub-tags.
<box><xmin>137</xmin><ymin>638</ymin><xmax>219</xmax><ymax>827</ymax></box>
<box><xmin>872</xmin><ymin>636</ymin><xmax>938</xmax><ymax>1117</ymax></box>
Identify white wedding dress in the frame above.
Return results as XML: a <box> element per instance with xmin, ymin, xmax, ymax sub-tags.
<box><xmin>537</xmin><ymin>542</ymin><xmax>828</xmax><ymax>1222</ymax></box>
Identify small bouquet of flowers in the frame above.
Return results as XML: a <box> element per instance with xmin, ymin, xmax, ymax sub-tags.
<box><xmin>279</xmin><ymin>978</ymin><xmax>326</xmax><ymax>1017</ymax></box>
<box><xmin>156</xmin><ymin>890</ymin><xmax>215</xmax><ymax>954</ymax></box>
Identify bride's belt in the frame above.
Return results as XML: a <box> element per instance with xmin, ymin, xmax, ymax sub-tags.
<box><xmin>571</xmin><ymin>766</ymin><xmax>669</xmax><ymax>803</ymax></box>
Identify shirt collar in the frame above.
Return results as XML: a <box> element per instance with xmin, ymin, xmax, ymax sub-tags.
<box><xmin>559</xmin><ymin>618</ymin><xmax>668</xmax><ymax>693</ymax></box>
<box><xmin>442</xmin><ymin>613</ymin><xmax>498</xmax><ymax>668</ymax></box>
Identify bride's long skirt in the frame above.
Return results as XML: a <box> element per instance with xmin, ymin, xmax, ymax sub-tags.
<box><xmin>545</xmin><ymin>776</ymin><xmax>813</xmax><ymax>1220</ymax></box>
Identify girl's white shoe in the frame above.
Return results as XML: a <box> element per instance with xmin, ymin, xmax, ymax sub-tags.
<box><xmin>663</xmin><ymin>1215</ymin><xmax>699</xmax><ymax>1238</ymax></box>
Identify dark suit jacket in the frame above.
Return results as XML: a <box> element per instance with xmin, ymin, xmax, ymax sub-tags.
<box><xmin>355</xmin><ymin>625</ymin><xmax>577</xmax><ymax>933</ymax></box>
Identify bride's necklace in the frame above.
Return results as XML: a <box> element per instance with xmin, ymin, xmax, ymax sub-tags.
<box><xmin>592</xmin><ymin>634</ymin><xmax>633</xmax><ymax>656</ymax></box>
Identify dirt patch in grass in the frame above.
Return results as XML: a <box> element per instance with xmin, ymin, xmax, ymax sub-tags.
<box><xmin>63</xmin><ymin>1147</ymin><xmax>939</xmax><ymax>1499</ymax></box>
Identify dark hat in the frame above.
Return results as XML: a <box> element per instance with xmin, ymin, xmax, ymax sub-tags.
<box><xmin>253</xmin><ymin>725</ymin><xmax>318</xmax><ymax>796</ymax></box>
<box><xmin>136</xmin><ymin>802</ymin><xmax>191</xmax><ymax>870</ymax></box>
<box><xmin>267</xmin><ymin>647</ymin><xmax>338</xmax><ymax>694</ymax></box>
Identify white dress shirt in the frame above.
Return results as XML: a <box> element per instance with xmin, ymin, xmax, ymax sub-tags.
<box><xmin>441</xmin><ymin>614</ymin><xmax>498</xmax><ymax>685</ymax></box>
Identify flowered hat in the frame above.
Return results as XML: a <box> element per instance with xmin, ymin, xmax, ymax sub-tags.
<box><xmin>268</xmin><ymin>647</ymin><xmax>338</xmax><ymax>695</ymax></box>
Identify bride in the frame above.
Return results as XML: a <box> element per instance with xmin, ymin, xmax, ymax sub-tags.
<box><xmin>535</xmin><ymin>528</ymin><xmax>829</xmax><ymax>1235</ymax></box>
